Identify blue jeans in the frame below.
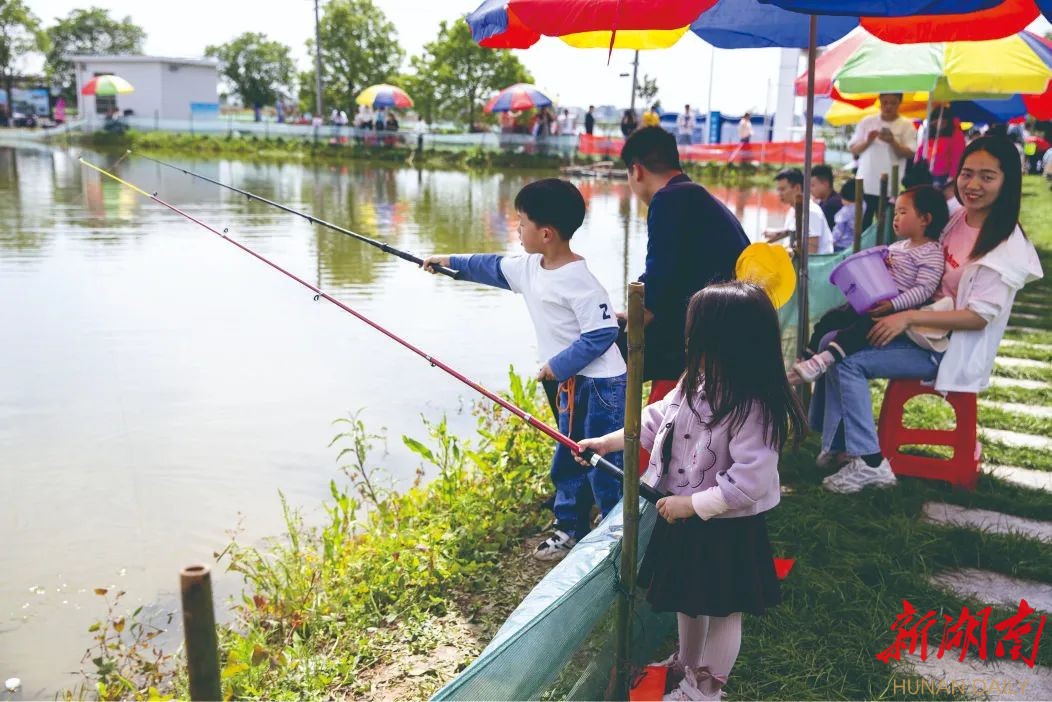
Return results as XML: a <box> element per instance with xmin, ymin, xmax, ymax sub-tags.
<box><xmin>809</xmin><ymin>337</ymin><xmax>943</xmax><ymax>456</ymax></box>
<box><xmin>551</xmin><ymin>374</ymin><xmax>626</xmax><ymax>540</ymax></box>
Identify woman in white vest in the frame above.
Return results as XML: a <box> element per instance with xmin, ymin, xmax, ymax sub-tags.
<box><xmin>811</xmin><ymin>136</ymin><xmax>1043</xmax><ymax>494</ymax></box>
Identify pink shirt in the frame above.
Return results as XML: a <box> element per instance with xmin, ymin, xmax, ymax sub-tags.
<box><xmin>937</xmin><ymin>215</ymin><xmax>980</xmax><ymax>302</ymax></box>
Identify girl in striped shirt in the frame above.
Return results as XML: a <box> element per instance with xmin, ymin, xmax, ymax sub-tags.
<box><xmin>792</xmin><ymin>185</ymin><xmax>948</xmax><ymax>383</ymax></box>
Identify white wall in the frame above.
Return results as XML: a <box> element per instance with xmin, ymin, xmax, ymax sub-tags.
<box><xmin>161</xmin><ymin>63</ymin><xmax>219</xmax><ymax>120</ymax></box>
<box><xmin>73</xmin><ymin>59</ymin><xmax>216</xmax><ymax>123</ymax></box>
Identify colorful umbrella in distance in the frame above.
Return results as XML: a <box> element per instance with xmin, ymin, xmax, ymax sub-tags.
<box><xmin>356</xmin><ymin>84</ymin><xmax>414</xmax><ymax>109</ymax></box>
<box><xmin>81</xmin><ymin>75</ymin><xmax>134</xmax><ymax>96</ymax></box>
<box><xmin>484</xmin><ymin>83</ymin><xmax>552</xmax><ymax>113</ymax></box>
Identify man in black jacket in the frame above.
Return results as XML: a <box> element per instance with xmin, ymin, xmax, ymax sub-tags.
<box><xmin>620</xmin><ymin>127</ymin><xmax>749</xmax><ymax>401</ymax></box>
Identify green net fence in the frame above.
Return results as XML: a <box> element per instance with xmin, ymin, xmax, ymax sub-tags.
<box><xmin>432</xmin><ymin>221</ymin><xmax>885</xmax><ymax>701</ymax></box>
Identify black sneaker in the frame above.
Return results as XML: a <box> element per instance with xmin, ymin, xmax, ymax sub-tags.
<box><xmin>532</xmin><ymin>530</ymin><xmax>577</xmax><ymax>561</ymax></box>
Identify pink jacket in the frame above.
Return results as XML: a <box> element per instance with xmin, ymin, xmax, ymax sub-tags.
<box><xmin>917</xmin><ymin>127</ymin><xmax>966</xmax><ymax>179</ymax></box>
<box><xmin>640</xmin><ymin>385</ymin><xmax>781</xmax><ymax>518</ymax></box>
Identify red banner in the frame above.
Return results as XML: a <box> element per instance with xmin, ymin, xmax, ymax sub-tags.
<box><xmin>577</xmin><ymin>134</ymin><xmax>826</xmax><ymax>165</ymax></box>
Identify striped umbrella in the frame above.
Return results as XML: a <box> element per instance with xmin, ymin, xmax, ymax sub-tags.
<box><xmin>484</xmin><ymin>83</ymin><xmax>552</xmax><ymax>113</ymax></box>
<box><xmin>80</xmin><ymin>75</ymin><xmax>134</xmax><ymax>96</ymax></box>
<box><xmin>355</xmin><ymin>84</ymin><xmax>414</xmax><ymax>109</ymax></box>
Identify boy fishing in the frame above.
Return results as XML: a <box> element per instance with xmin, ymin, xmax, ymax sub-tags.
<box><xmin>421</xmin><ymin>178</ymin><xmax>626</xmax><ymax>561</ymax></box>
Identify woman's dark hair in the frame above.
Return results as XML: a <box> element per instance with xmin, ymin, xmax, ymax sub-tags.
<box><xmin>927</xmin><ymin>106</ymin><xmax>957</xmax><ymax>138</ymax></box>
<box><xmin>679</xmin><ymin>282</ymin><xmax>806</xmax><ymax>450</ymax></box>
<box><xmin>838</xmin><ymin>179</ymin><xmax>857</xmax><ymax>202</ymax></box>
<box><xmin>954</xmin><ymin>135</ymin><xmax>1023</xmax><ymax>259</ymax></box>
<box><xmin>899</xmin><ymin>185</ymin><xmax>950</xmax><ymax>240</ymax></box>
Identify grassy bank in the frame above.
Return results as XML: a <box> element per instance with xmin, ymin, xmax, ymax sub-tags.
<box><xmin>66</xmin><ymin>130</ymin><xmax>782</xmax><ymax>185</ymax></box>
<box><xmin>71</xmin><ymin>178</ymin><xmax>1052</xmax><ymax>701</ymax></box>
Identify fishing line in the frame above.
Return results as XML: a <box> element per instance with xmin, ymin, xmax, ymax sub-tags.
<box><xmin>78</xmin><ymin>157</ymin><xmax>663</xmax><ymax>504</ymax></box>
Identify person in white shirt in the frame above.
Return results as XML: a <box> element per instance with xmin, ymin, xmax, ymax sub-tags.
<box><xmin>557</xmin><ymin>109</ymin><xmax>573</xmax><ymax>136</ymax></box>
<box><xmin>764</xmin><ymin>168</ymin><xmax>833</xmax><ymax>254</ymax></box>
<box><xmin>738</xmin><ymin>112</ymin><xmax>753</xmax><ymax>144</ymax></box>
<box><xmin>849</xmin><ymin>93</ymin><xmax>917</xmax><ymax>230</ymax></box>
<box><xmin>420</xmin><ymin>179</ymin><xmax>627</xmax><ymax>562</ymax></box>
<box><xmin>677</xmin><ymin>104</ymin><xmax>694</xmax><ymax>145</ymax></box>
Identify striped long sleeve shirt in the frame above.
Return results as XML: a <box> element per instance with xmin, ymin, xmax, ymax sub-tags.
<box><xmin>886</xmin><ymin>239</ymin><xmax>946</xmax><ymax>311</ymax></box>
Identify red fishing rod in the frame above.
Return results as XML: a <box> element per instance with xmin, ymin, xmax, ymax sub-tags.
<box><xmin>128</xmin><ymin>150</ymin><xmax>462</xmax><ymax>280</ymax></box>
<box><xmin>79</xmin><ymin>157</ymin><xmax>663</xmax><ymax>504</ymax></box>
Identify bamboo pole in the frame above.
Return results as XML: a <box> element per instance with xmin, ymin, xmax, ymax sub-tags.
<box><xmin>615</xmin><ymin>281</ymin><xmax>645</xmax><ymax>701</ymax></box>
<box><xmin>878</xmin><ymin>173</ymin><xmax>890</xmax><ymax>246</ymax></box>
<box><xmin>181</xmin><ymin>564</ymin><xmax>221</xmax><ymax>702</ymax></box>
<box><xmin>793</xmin><ymin>194</ymin><xmax>810</xmax><ymax>406</ymax></box>
<box><xmin>853</xmin><ymin>177</ymin><xmax>864</xmax><ymax>253</ymax></box>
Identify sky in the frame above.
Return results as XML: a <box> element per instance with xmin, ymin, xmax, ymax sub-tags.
<box><xmin>21</xmin><ymin>1</ymin><xmax>1052</xmax><ymax>115</ymax></box>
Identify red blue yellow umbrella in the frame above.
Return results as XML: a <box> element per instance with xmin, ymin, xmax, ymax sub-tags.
<box><xmin>355</xmin><ymin>84</ymin><xmax>413</xmax><ymax>109</ymax></box>
<box><xmin>484</xmin><ymin>83</ymin><xmax>552</xmax><ymax>113</ymax></box>
<box><xmin>466</xmin><ymin>0</ymin><xmax>718</xmax><ymax>50</ymax></box>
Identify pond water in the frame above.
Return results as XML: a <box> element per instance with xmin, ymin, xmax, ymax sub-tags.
<box><xmin>0</xmin><ymin>144</ymin><xmax>783</xmax><ymax>695</ymax></box>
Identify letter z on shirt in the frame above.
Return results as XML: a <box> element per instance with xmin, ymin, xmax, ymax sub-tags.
<box><xmin>450</xmin><ymin>253</ymin><xmax>625</xmax><ymax>381</ymax></box>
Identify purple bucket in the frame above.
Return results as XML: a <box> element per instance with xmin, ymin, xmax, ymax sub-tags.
<box><xmin>829</xmin><ymin>246</ymin><xmax>898</xmax><ymax>313</ymax></box>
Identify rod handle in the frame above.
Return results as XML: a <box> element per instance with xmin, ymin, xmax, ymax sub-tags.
<box><xmin>579</xmin><ymin>448</ymin><xmax>665</xmax><ymax>504</ymax></box>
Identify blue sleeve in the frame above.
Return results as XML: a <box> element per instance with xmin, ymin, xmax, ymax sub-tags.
<box><xmin>642</xmin><ymin>194</ymin><xmax>677</xmax><ymax>313</ymax></box>
<box><xmin>547</xmin><ymin>327</ymin><xmax>618</xmax><ymax>382</ymax></box>
<box><xmin>449</xmin><ymin>254</ymin><xmax>510</xmax><ymax>290</ymax></box>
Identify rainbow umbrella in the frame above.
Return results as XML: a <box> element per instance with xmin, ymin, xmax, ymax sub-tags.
<box><xmin>763</xmin><ymin>0</ymin><xmax>1052</xmax><ymax>42</ymax></box>
<box><xmin>467</xmin><ymin>0</ymin><xmax>717</xmax><ymax>50</ymax></box>
<box><xmin>484</xmin><ymin>83</ymin><xmax>552</xmax><ymax>113</ymax></box>
<box><xmin>355</xmin><ymin>84</ymin><xmax>413</xmax><ymax>109</ymax></box>
<box><xmin>796</xmin><ymin>29</ymin><xmax>1052</xmax><ymax>99</ymax></box>
<box><xmin>80</xmin><ymin>75</ymin><xmax>134</xmax><ymax>96</ymax></box>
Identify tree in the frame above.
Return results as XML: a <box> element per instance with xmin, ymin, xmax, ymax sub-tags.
<box><xmin>302</xmin><ymin>0</ymin><xmax>404</xmax><ymax>113</ymax></box>
<box><xmin>44</xmin><ymin>8</ymin><xmax>145</xmax><ymax>102</ymax></box>
<box><xmin>636</xmin><ymin>73</ymin><xmax>658</xmax><ymax>108</ymax></box>
<box><xmin>205</xmin><ymin>33</ymin><xmax>295</xmax><ymax>115</ymax></box>
<box><xmin>411</xmin><ymin>20</ymin><xmax>532</xmax><ymax>128</ymax></box>
<box><xmin>0</xmin><ymin>0</ymin><xmax>48</xmax><ymax>124</ymax></box>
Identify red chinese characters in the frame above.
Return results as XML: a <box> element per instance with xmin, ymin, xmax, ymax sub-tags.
<box><xmin>878</xmin><ymin>599</ymin><xmax>1046</xmax><ymax>668</ymax></box>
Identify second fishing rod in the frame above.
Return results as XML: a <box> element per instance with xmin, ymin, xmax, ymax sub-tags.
<box><xmin>130</xmin><ymin>150</ymin><xmax>462</xmax><ymax>280</ymax></box>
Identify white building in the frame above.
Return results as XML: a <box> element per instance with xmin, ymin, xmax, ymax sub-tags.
<box><xmin>68</xmin><ymin>55</ymin><xmax>218</xmax><ymax>123</ymax></box>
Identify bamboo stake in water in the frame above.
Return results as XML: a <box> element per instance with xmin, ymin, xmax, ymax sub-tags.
<box><xmin>615</xmin><ymin>281</ymin><xmax>645</xmax><ymax>700</ymax></box>
<box><xmin>853</xmin><ymin>177</ymin><xmax>864</xmax><ymax>253</ymax></box>
<box><xmin>181</xmin><ymin>564</ymin><xmax>221</xmax><ymax>702</ymax></box>
<box><xmin>890</xmin><ymin>164</ymin><xmax>901</xmax><ymax>246</ymax></box>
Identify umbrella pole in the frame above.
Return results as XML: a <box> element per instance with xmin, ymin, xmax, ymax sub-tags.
<box><xmin>796</xmin><ymin>15</ymin><xmax>818</xmax><ymax>407</ymax></box>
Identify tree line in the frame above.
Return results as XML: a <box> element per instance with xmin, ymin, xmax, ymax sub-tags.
<box><xmin>0</xmin><ymin>0</ymin><xmax>532</xmax><ymax>126</ymax></box>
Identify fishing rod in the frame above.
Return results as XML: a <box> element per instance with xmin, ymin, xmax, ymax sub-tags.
<box><xmin>127</xmin><ymin>150</ymin><xmax>462</xmax><ymax>280</ymax></box>
<box><xmin>79</xmin><ymin>157</ymin><xmax>664</xmax><ymax>505</ymax></box>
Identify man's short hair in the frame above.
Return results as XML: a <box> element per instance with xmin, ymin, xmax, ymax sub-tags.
<box><xmin>879</xmin><ymin>92</ymin><xmax>904</xmax><ymax>102</ymax></box>
<box><xmin>621</xmin><ymin>126</ymin><xmax>682</xmax><ymax>174</ymax></box>
<box><xmin>514</xmin><ymin>179</ymin><xmax>586</xmax><ymax>240</ymax></box>
<box><xmin>810</xmin><ymin>164</ymin><xmax>834</xmax><ymax>186</ymax></box>
<box><xmin>774</xmin><ymin>168</ymin><xmax>803</xmax><ymax>187</ymax></box>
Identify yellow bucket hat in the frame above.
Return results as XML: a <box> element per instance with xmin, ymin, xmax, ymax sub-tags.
<box><xmin>735</xmin><ymin>243</ymin><xmax>796</xmax><ymax>310</ymax></box>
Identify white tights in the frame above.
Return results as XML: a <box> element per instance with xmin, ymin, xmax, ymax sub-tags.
<box><xmin>677</xmin><ymin>612</ymin><xmax>743</xmax><ymax>690</ymax></box>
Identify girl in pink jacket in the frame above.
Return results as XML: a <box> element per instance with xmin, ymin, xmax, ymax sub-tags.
<box><xmin>578</xmin><ymin>281</ymin><xmax>805</xmax><ymax>700</ymax></box>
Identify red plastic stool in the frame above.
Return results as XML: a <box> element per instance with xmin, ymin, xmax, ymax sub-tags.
<box><xmin>877</xmin><ymin>379</ymin><xmax>981</xmax><ymax>490</ymax></box>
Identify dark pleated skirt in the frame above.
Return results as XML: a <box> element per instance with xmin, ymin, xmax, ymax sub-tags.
<box><xmin>638</xmin><ymin>513</ymin><xmax>782</xmax><ymax>617</ymax></box>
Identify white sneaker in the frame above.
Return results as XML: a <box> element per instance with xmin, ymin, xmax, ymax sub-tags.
<box><xmin>816</xmin><ymin>450</ymin><xmax>851</xmax><ymax>470</ymax></box>
<box><xmin>792</xmin><ymin>350</ymin><xmax>835</xmax><ymax>383</ymax></box>
<box><xmin>532</xmin><ymin>530</ymin><xmax>577</xmax><ymax>561</ymax></box>
<box><xmin>823</xmin><ymin>457</ymin><xmax>897</xmax><ymax>494</ymax></box>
